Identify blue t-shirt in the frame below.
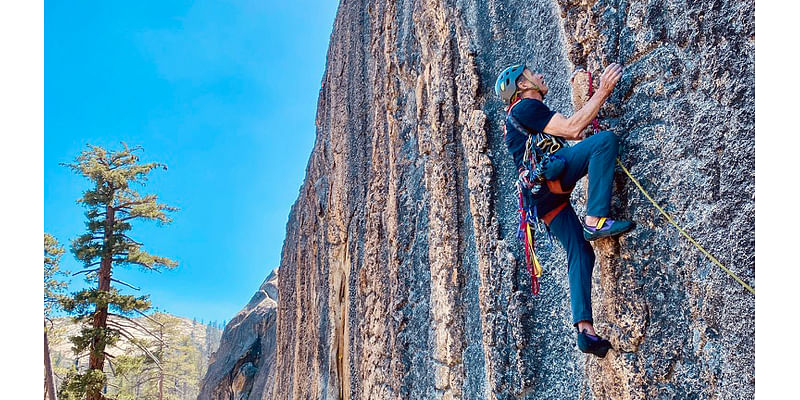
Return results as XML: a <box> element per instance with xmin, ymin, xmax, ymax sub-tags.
<box><xmin>504</xmin><ymin>98</ymin><xmax>556</xmax><ymax>170</ymax></box>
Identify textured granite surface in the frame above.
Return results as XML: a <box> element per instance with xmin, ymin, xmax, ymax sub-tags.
<box><xmin>200</xmin><ymin>1</ymin><xmax>754</xmax><ymax>398</ymax></box>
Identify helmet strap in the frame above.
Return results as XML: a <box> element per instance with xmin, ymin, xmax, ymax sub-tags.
<box><xmin>519</xmin><ymin>75</ymin><xmax>545</xmax><ymax>100</ymax></box>
<box><xmin>529</xmin><ymin>82</ymin><xmax>545</xmax><ymax>99</ymax></box>
<box><xmin>518</xmin><ymin>86</ymin><xmax>545</xmax><ymax>100</ymax></box>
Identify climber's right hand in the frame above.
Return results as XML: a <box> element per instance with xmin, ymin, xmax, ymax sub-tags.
<box><xmin>598</xmin><ymin>63</ymin><xmax>623</xmax><ymax>98</ymax></box>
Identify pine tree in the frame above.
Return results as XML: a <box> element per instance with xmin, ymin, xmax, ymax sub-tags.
<box><xmin>45</xmin><ymin>233</ymin><xmax>68</xmax><ymax>400</ymax></box>
<box><xmin>58</xmin><ymin>143</ymin><xmax>178</xmax><ymax>400</ymax></box>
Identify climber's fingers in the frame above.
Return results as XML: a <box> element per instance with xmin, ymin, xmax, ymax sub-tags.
<box><xmin>599</xmin><ymin>63</ymin><xmax>624</xmax><ymax>95</ymax></box>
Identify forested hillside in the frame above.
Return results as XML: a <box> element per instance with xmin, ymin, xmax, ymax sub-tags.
<box><xmin>48</xmin><ymin>313</ymin><xmax>222</xmax><ymax>400</ymax></box>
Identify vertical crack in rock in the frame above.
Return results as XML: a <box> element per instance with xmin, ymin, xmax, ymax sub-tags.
<box><xmin>413</xmin><ymin>0</ymin><xmax>467</xmax><ymax>398</ymax></box>
<box><xmin>450</xmin><ymin>4</ymin><xmax>512</xmax><ymax>399</ymax></box>
<box><xmin>330</xmin><ymin>238</ymin><xmax>351</xmax><ymax>400</ymax></box>
<box><xmin>358</xmin><ymin>0</ymin><xmax>409</xmax><ymax>398</ymax></box>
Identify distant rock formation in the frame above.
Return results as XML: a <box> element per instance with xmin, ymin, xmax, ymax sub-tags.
<box><xmin>198</xmin><ymin>268</ymin><xmax>279</xmax><ymax>400</ymax></box>
<box><xmin>213</xmin><ymin>0</ymin><xmax>755</xmax><ymax>398</ymax></box>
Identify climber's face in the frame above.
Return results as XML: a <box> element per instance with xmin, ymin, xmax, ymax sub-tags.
<box><xmin>520</xmin><ymin>68</ymin><xmax>549</xmax><ymax>96</ymax></box>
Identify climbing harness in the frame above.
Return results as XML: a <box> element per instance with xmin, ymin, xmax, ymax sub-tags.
<box><xmin>574</xmin><ymin>70</ymin><xmax>756</xmax><ymax>295</ymax></box>
<box><xmin>506</xmin><ymin>99</ymin><xmax>572</xmax><ymax>295</ymax></box>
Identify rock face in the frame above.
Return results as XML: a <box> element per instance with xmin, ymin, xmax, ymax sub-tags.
<box><xmin>227</xmin><ymin>0</ymin><xmax>755</xmax><ymax>399</ymax></box>
<box><xmin>199</xmin><ymin>269</ymin><xmax>279</xmax><ymax>400</ymax></box>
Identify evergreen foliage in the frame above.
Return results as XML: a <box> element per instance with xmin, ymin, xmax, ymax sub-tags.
<box><xmin>57</xmin><ymin>143</ymin><xmax>178</xmax><ymax>400</ymax></box>
<box><xmin>45</xmin><ymin>233</ymin><xmax>68</xmax><ymax>320</ymax></box>
<box><xmin>45</xmin><ymin>233</ymin><xmax>69</xmax><ymax>400</ymax></box>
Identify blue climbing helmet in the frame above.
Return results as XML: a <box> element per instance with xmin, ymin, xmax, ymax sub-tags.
<box><xmin>495</xmin><ymin>64</ymin><xmax>526</xmax><ymax>104</ymax></box>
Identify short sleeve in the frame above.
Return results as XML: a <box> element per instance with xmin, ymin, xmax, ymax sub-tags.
<box><xmin>511</xmin><ymin>99</ymin><xmax>556</xmax><ymax>134</ymax></box>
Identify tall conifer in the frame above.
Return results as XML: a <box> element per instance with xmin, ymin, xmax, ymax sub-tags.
<box><xmin>59</xmin><ymin>143</ymin><xmax>178</xmax><ymax>400</ymax></box>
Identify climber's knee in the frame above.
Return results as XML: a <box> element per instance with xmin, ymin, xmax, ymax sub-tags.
<box><xmin>596</xmin><ymin>130</ymin><xmax>618</xmax><ymax>147</ymax></box>
<box><xmin>593</xmin><ymin>130</ymin><xmax>619</xmax><ymax>157</ymax></box>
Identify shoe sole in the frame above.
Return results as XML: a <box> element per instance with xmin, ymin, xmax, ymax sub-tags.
<box><xmin>583</xmin><ymin>222</ymin><xmax>636</xmax><ymax>241</ymax></box>
<box><xmin>578</xmin><ymin>343</ymin><xmax>611</xmax><ymax>358</ymax></box>
<box><xmin>593</xmin><ymin>345</ymin><xmax>610</xmax><ymax>358</ymax></box>
<box><xmin>577</xmin><ymin>333</ymin><xmax>613</xmax><ymax>357</ymax></box>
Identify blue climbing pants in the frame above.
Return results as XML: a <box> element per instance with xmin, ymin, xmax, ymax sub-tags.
<box><xmin>548</xmin><ymin>130</ymin><xmax>619</xmax><ymax>326</ymax></box>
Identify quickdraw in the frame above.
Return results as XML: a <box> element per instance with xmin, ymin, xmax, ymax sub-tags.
<box><xmin>587</xmin><ymin>71</ymin><xmax>600</xmax><ymax>134</ymax></box>
<box><xmin>506</xmin><ymin>98</ymin><xmax>571</xmax><ymax>295</ymax></box>
<box><xmin>517</xmin><ymin>189</ymin><xmax>543</xmax><ymax>294</ymax></box>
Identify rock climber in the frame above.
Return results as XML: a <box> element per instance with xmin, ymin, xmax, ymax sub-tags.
<box><xmin>495</xmin><ymin>63</ymin><xmax>635</xmax><ymax>357</ymax></box>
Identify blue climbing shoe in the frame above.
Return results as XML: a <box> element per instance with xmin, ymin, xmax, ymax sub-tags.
<box><xmin>576</xmin><ymin>328</ymin><xmax>612</xmax><ymax>358</ymax></box>
<box><xmin>583</xmin><ymin>217</ymin><xmax>635</xmax><ymax>241</ymax></box>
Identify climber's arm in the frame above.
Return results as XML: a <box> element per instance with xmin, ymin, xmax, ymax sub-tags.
<box><xmin>543</xmin><ymin>63</ymin><xmax>623</xmax><ymax>140</ymax></box>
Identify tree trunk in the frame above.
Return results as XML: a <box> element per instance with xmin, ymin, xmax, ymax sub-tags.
<box><xmin>88</xmin><ymin>204</ymin><xmax>115</xmax><ymax>400</ymax></box>
<box><xmin>158</xmin><ymin>325</ymin><xmax>164</xmax><ymax>400</ymax></box>
<box><xmin>44</xmin><ymin>321</ymin><xmax>57</xmax><ymax>400</ymax></box>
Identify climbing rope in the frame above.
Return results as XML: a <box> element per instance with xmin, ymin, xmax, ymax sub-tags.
<box><xmin>578</xmin><ymin>68</ymin><xmax>754</xmax><ymax>295</ymax></box>
<box><xmin>615</xmin><ymin>159</ymin><xmax>755</xmax><ymax>295</ymax></box>
<box><xmin>586</xmin><ymin>71</ymin><xmax>600</xmax><ymax>134</ymax></box>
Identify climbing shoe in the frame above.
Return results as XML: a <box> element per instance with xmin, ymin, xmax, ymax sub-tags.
<box><xmin>583</xmin><ymin>217</ymin><xmax>635</xmax><ymax>241</ymax></box>
<box><xmin>576</xmin><ymin>328</ymin><xmax>612</xmax><ymax>358</ymax></box>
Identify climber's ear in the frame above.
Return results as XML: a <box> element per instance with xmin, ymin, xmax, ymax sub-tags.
<box><xmin>517</xmin><ymin>70</ymin><xmax>531</xmax><ymax>89</ymax></box>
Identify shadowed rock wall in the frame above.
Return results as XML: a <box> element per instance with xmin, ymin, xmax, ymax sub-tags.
<box><xmin>198</xmin><ymin>269</ymin><xmax>279</xmax><ymax>400</ymax></box>
<box><xmin>205</xmin><ymin>0</ymin><xmax>754</xmax><ymax>399</ymax></box>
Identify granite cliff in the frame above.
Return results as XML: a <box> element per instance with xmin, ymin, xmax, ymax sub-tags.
<box><xmin>199</xmin><ymin>269</ymin><xmax>279</xmax><ymax>400</ymax></box>
<box><xmin>202</xmin><ymin>0</ymin><xmax>755</xmax><ymax>398</ymax></box>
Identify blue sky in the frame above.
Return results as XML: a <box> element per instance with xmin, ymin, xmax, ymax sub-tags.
<box><xmin>45</xmin><ymin>1</ymin><xmax>339</xmax><ymax>324</ymax></box>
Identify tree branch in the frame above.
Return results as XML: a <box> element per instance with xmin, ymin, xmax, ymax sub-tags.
<box><xmin>111</xmin><ymin>278</ymin><xmax>140</xmax><ymax>291</ymax></box>
<box><xmin>72</xmin><ymin>267</ymin><xmax>100</xmax><ymax>276</ymax></box>
<box><xmin>108</xmin><ymin>314</ymin><xmax>165</xmax><ymax>345</ymax></box>
<box><xmin>115</xmin><ymin>199</ymin><xmax>148</xmax><ymax>209</ymax></box>
<box><xmin>114</xmin><ymin>259</ymin><xmax>161</xmax><ymax>272</ymax></box>
<box><xmin>106</xmin><ymin>321</ymin><xmax>145</xmax><ymax>342</ymax></box>
<box><xmin>134</xmin><ymin>309</ymin><xmax>165</xmax><ymax>328</ymax></box>
<box><xmin>138</xmin><ymin>375</ymin><xmax>163</xmax><ymax>385</ymax></box>
<box><xmin>115</xmin><ymin>329</ymin><xmax>163</xmax><ymax>370</ymax></box>
<box><xmin>119</xmin><ymin>234</ymin><xmax>143</xmax><ymax>246</ymax></box>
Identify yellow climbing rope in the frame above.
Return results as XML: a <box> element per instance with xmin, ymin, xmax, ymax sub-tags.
<box><xmin>615</xmin><ymin>158</ymin><xmax>756</xmax><ymax>295</ymax></box>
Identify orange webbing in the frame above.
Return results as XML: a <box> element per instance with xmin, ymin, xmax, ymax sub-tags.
<box><xmin>541</xmin><ymin>180</ymin><xmax>572</xmax><ymax>225</ymax></box>
<box><xmin>546</xmin><ymin>179</ymin><xmax>570</xmax><ymax>194</ymax></box>
<box><xmin>541</xmin><ymin>202</ymin><xmax>568</xmax><ymax>226</ymax></box>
